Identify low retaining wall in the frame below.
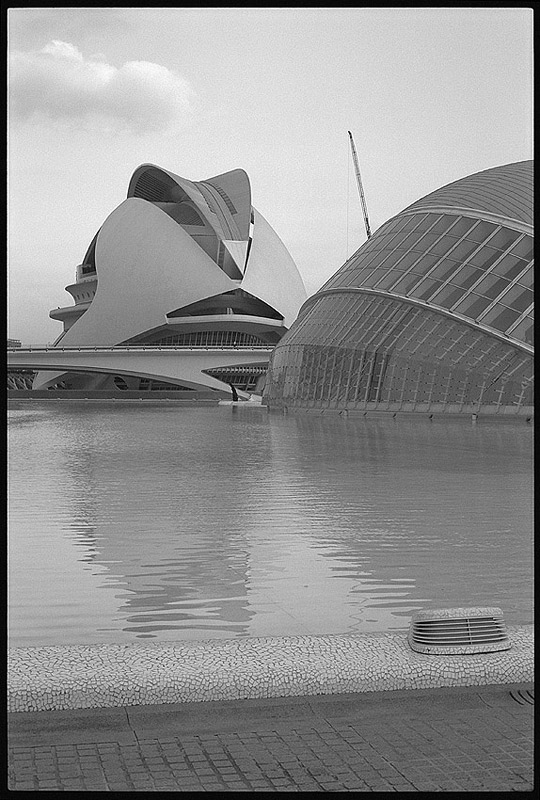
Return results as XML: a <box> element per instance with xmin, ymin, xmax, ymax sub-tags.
<box><xmin>8</xmin><ymin>626</ymin><xmax>533</xmax><ymax>713</ymax></box>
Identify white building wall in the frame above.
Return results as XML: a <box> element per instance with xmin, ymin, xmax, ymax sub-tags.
<box><xmin>55</xmin><ymin>199</ymin><xmax>235</xmax><ymax>348</ymax></box>
<box><xmin>242</xmin><ymin>209</ymin><xmax>307</xmax><ymax>329</ymax></box>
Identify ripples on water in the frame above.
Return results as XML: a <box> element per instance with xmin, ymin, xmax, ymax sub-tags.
<box><xmin>8</xmin><ymin>402</ymin><xmax>533</xmax><ymax>647</ymax></box>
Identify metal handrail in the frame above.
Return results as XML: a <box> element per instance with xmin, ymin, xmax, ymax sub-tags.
<box><xmin>8</xmin><ymin>344</ymin><xmax>274</xmax><ymax>353</ymax></box>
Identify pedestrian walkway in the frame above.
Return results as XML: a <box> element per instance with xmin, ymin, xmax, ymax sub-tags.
<box><xmin>8</xmin><ymin>683</ymin><xmax>534</xmax><ymax>792</ymax></box>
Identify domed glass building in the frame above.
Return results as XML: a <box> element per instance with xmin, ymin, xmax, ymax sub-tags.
<box><xmin>264</xmin><ymin>160</ymin><xmax>533</xmax><ymax>416</ymax></box>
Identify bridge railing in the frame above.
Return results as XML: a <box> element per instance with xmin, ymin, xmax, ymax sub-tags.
<box><xmin>8</xmin><ymin>344</ymin><xmax>274</xmax><ymax>352</ymax></box>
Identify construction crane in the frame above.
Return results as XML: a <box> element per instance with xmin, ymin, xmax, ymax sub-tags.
<box><xmin>348</xmin><ymin>130</ymin><xmax>372</xmax><ymax>240</ymax></box>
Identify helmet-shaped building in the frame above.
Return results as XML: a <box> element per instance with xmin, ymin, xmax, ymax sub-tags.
<box><xmin>34</xmin><ymin>164</ymin><xmax>306</xmax><ymax>392</ymax></box>
<box><xmin>264</xmin><ymin>161</ymin><xmax>533</xmax><ymax>416</ymax></box>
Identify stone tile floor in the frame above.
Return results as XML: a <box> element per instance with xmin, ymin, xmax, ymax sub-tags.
<box><xmin>8</xmin><ymin>684</ymin><xmax>534</xmax><ymax>792</ymax></box>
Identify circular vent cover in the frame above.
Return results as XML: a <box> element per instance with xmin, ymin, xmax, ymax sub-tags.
<box><xmin>408</xmin><ymin>607</ymin><xmax>511</xmax><ymax>654</ymax></box>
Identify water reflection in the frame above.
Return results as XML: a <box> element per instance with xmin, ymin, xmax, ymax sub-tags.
<box><xmin>7</xmin><ymin>402</ymin><xmax>533</xmax><ymax>646</ymax></box>
<box><xmin>59</xmin><ymin>406</ymin><xmax>259</xmax><ymax>638</ymax></box>
<box><xmin>292</xmin><ymin>415</ymin><xmax>532</xmax><ymax>624</ymax></box>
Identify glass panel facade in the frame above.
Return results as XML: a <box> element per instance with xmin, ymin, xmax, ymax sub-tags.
<box><xmin>329</xmin><ymin>216</ymin><xmax>533</xmax><ymax>328</ymax></box>
<box><xmin>472</xmin><ymin>274</ymin><xmax>511</xmax><ymax>299</ymax></box>
<box><xmin>445</xmin><ymin>240</ymin><xmax>481</xmax><ymax>263</ymax></box>
<box><xmin>410</xmin><ymin>253</ymin><xmax>442</xmax><ymax>274</ymax></box>
<box><xmin>488</xmin><ymin>228</ymin><xmax>522</xmax><ymax>251</ymax></box>
<box><xmin>265</xmin><ymin>168</ymin><xmax>533</xmax><ymax>415</ymax></box>
<box><xmin>446</xmin><ymin>217</ymin><xmax>478</xmax><ymax>238</ymax></box>
<box><xmin>428</xmin><ymin>215</ymin><xmax>456</xmax><ymax>234</ymax></box>
<box><xmin>516</xmin><ymin>267</ymin><xmax>533</xmax><ymax>289</ymax></box>
<box><xmin>448</xmin><ymin>265</ymin><xmax>484</xmax><ymax>290</ymax></box>
<box><xmin>153</xmin><ymin>330</ymin><xmax>265</xmax><ymax>347</ymax></box>
<box><xmin>364</xmin><ymin>250</ymin><xmax>394</xmax><ymax>269</ymax></box>
<box><xmin>429</xmin><ymin>236</ymin><xmax>457</xmax><ymax>256</ymax></box>
<box><xmin>507</xmin><ymin>317</ymin><xmax>533</xmax><ymax>345</ymax></box>
<box><xmin>305</xmin><ymin>220</ymin><xmax>532</xmax><ymax>350</ymax></box>
<box><xmin>364</xmin><ymin>267</ymin><xmax>393</xmax><ymax>287</ymax></box>
<box><xmin>374</xmin><ymin>270</ymin><xmax>406</xmax><ymax>290</ymax></box>
<box><xmin>265</xmin><ymin>293</ymin><xmax>533</xmax><ymax>412</ymax></box>
<box><xmin>413</xmin><ymin>279</ymin><xmax>442</xmax><ymax>301</ymax></box>
<box><xmin>453</xmin><ymin>293</ymin><xmax>493</xmax><ymax>320</ymax></box>
<box><xmin>371</xmin><ymin>249</ymin><xmax>410</xmax><ymax>271</ymax></box>
<box><xmin>490</xmin><ymin>254</ymin><xmax>529</xmax><ymax>281</ymax></box>
<box><xmin>479</xmin><ymin>306</ymin><xmax>521</xmax><ymax>332</ymax></box>
<box><xmin>428</xmin><ymin>259</ymin><xmax>461</xmax><ymax>281</ymax></box>
<box><xmin>391</xmin><ymin>273</ymin><xmax>421</xmax><ymax>294</ymax></box>
<box><xmin>498</xmin><ymin>285</ymin><xmax>533</xmax><ymax>314</ymax></box>
<box><xmin>399</xmin><ymin>215</ymin><xmax>428</xmax><ymax>234</ymax></box>
<box><xmin>429</xmin><ymin>285</ymin><xmax>464</xmax><ymax>308</ymax></box>
<box><xmin>467</xmin><ymin>221</ymin><xmax>497</xmax><ymax>242</ymax></box>
<box><xmin>388</xmin><ymin>251</ymin><xmax>421</xmax><ymax>272</ymax></box>
<box><xmin>413</xmin><ymin>232</ymin><xmax>441</xmax><ymax>251</ymax></box>
<box><xmin>395</xmin><ymin>230</ymin><xmax>427</xmax><ymax>252</ymax></box>
<box><xmin>469</xmin><ymin>248</ymin><xmax>503</xmax><ymax>270</ymax></box>
<box><xmin>509</xmin><ymin>236</ymin><xmax>533</xmax><ymax>261</ymax></box>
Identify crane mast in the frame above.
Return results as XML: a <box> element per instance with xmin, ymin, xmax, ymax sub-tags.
<box><xmin>348</xmin><ymin>130</ymin><xmax>372</xmax><ymax>240</ymax></box>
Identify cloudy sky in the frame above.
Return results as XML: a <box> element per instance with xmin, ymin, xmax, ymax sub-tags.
<box><xmin>8</xmin><ymin>7</ymin><xmax>532</xmax><ymax>344</ymax></box>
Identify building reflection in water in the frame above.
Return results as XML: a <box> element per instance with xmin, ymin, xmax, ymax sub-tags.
<box><xmin>282</xmin><ymin>414</ymin><xmax>533</xmax><ymax>626</ymax></box>
<box><xmin>60</xmin><ymin>405</ymin><xmax>257</xmax><ymax>639</ymax></box>
<box><xmin>7</xmin><ymin>402</ymin><xmax>533</xmax><ymax>646</ymax></box>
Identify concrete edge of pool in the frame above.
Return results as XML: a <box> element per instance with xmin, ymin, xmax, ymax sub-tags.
<box><xmin>8</xmin><ymin>626</ymin><xmax>533</xmax><ymax>714</ymax></box>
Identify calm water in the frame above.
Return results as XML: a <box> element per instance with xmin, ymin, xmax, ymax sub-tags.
<box><xmin>8</xmin><ymin>402</ymin><xmax>533</xmax><ymax>647</ymax></box>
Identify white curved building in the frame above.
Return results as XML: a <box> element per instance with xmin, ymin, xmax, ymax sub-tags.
<box><xmin>33</xmin><ymin>165</ymin><xmax>307</xmax><ymax>392</ymax></box>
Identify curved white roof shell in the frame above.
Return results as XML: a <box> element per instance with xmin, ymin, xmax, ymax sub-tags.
<box><xmin>34</xmin><ymin>164</ymin><xmax>307</xmax><ymax>390</ymax></box>
<box><xmin>49</xmin><ymin>164</ymin><xmax>307</xmax><ymax>347</ymax></box>
<box><xmin>59</xmin><ymin>198</ymin><xmax>236</xmax><ymax>347</ymax></box>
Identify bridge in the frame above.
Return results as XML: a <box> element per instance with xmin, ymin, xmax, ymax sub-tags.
<box><xmin>7</xmin><ymin>345</ymin><xmax>274</xmax><ymax>393</ymax></box>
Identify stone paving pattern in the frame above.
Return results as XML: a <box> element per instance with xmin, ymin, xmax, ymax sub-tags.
<box><xmin>8</xmin><ymin>626</ymin><xmax>533</xmax><ymax>712</ymax></box>
<box><xmin>8</xmin><ymin>685</ymin><xmax>533</xmax><ymax>792</ymax></box>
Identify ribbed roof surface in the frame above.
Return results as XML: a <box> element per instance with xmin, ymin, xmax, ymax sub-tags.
<box><xmin>403</xmin><ymin>161</ymin><xmax>533</xmax><ymax>226</ymax></box>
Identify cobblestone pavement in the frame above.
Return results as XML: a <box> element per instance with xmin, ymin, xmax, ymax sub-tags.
<box><xmin>8</xmin><ymin>684</ymin><xmax>534</xmax><ymax>792</ymax></box>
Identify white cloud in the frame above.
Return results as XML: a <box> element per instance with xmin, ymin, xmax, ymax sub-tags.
<box><xmin>9</xmin><ymin>40</ymin><xmax>196</xmax><ymax>134</ymax></box>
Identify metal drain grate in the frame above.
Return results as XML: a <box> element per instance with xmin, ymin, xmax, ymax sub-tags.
<box><xmin>510</xmin><ymin>688</ymin><xmax>534</xmax><ymax>705</ymax></box>
<box><xmin>408</xmin><ymin>607</ymin><xmax>511</xmax><ymax>654</ymax></box>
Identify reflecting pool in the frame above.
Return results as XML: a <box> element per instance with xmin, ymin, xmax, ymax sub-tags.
<box><xmin>8</xmin><ymin>402</ymin><xmax>533</xmax><ymax>647</ymax></box>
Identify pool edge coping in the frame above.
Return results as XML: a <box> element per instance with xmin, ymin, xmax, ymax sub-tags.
<box><xmin>8</xmin><ymin>626</ymin><xmax>534</xmax><ymax>713</ymax></box>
